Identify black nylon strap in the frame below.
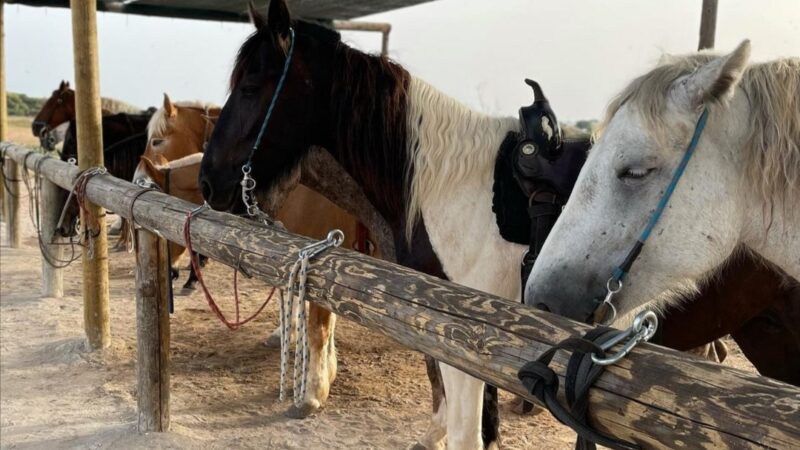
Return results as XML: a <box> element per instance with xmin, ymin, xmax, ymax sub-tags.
<box><xmin>518</xmin><ymin>329</ymin><xmax>641</xmax><ymax>450</ymax></box>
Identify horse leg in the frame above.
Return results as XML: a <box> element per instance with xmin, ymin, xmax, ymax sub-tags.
<box><xmin>182</xmin><ymin>251</ymin><xmax>203</xmax><ymax>291</ymax></box>
<box><xmin>413</xmin><ymin>355</ymin><xmax>447</xmax><ymax>450</ymax></box>
<box><xmin>287</xmin><ymin>303</ymin><xmax>336</xmax><ymax>418</ymax></box>
<box><xmin>440</xmin><ymin>363</ymin><xmax>486</xmax><ymax>450</ymax></box>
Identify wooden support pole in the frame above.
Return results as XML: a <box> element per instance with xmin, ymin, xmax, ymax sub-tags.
<box><xmin>135</xmin><ymin>228</ymin><xmax>170</xmax><ymax>432</ymax></box>
<box><xmin>698</xmin><ymin>0</ymin><xmax>718</xmax><ymax>50</ymax></box>
<box><xmin>0</xmin><ymin>0</ymin><xmax>18</xmax><ymax>245</ymax></box>
<box><xmin>40</xmin><ymin>175</ymin><xmax>64</xmax><ymax>297</ymax></box>
<box><xmin>2</xmin><ymin>145</ymin><xmax>799</xmax><ymax>449</ymax></box>
<box><xmin>0</xmin><ymin>1</ymin><xmax>6</xmax><ymax>222</ymax></box>
<box><xmin>3</xmin><ymin>159</ymin><xmax>20</xmax><ymax>247</ymax></box>
<box><xmin>70</xmin><ymin>0</ymin><xmax>110</xmax><ymax>349</ymax></box>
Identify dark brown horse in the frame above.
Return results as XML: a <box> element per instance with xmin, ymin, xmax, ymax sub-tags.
<box><xmin>198</xmin><ymin>2</ymin><xmax>799</xmax><ymax>448</ymax></box>
<box><xmin>56</xmin><ymin>113</ymin><xmax>151</xmax><ymax>242</ymax></box>
<box><xmin>32</xmin><ymin>80</ymin><xmax>142</xmax><ymax>149</ymax></box>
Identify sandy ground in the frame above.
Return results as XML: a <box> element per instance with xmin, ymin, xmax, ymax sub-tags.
<box><xmin>0</xmin><ymin>164</ymin><xmax>756</xmax><ymax>449</ymax></box>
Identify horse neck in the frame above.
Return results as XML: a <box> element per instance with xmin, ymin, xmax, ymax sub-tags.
<box><xmin>741</xmin><ymin>189</ymin><xmax>800</xmax><ymax>280</ymax></box>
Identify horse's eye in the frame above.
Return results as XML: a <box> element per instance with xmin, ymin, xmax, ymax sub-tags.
<box><xmin>151</xmin><ymin>138</ymin><xmax>165</xmax><ymax>147</ymax></box>
<box><xmin>618</xmin><ymin>167</ymin><xmax>656</xmax><ymax>181</ymax></box>
<box><xmin>240</xmin><ymin>85</ymin><xmax>260</xmax><ymax>98</ymax></box>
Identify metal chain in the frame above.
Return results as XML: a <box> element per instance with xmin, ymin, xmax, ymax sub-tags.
<box><xmin>279</xmin><ymin>229</ymin><xmax>345</xmax><ymax>406</ymax></box>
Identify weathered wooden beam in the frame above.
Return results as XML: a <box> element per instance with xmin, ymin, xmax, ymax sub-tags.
<box><xmin>71</xmin><ymin>0</ymin><xmax>110</xmax><ymax>350</ymax></box>
<box><xmin>1</xmin><ymin>143</ymin><xmax>799</xmax><ymax>449</ymax></box>
<box><xmin>135</xmin><ymin>228</ymin><xmax>171</xmax><ymax>432</ymax></box>
<box><xmin>698</xmin><ymin>0</ymin><xmax>718</xmax><ymax>50</ymax></box>
<box><xmin>40</xmin><ymin>175</ymin><xmax>64</xmax><ymax>297</ymax></box>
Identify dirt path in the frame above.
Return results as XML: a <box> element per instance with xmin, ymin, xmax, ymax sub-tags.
<box><xmin>0</xmin><ymin>187</ymin><xmax>756</xmax><ymax>449</ymax></box>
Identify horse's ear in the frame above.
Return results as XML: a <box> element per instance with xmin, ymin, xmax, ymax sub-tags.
<box><xmin>59</xmin><ymin>80</ymin><xmax>69</xmax><ymax>91</ymax></box>
<box><xmin>163</xmin><ymin>93</ymin><xmax>177</xmax><ymax>118</ymax></box>
<box><xmin>248</xmin><ymin>1</ymin><xmax>267</xmax><ymax>31</ymax></box>
<box><xmin>670</xmin><ymin>40</ymin><xmax>751</xmax><ymax>110</ymax></box>
<box><xmin>267</xmin><ymin>0</ymin><xmax>291</xmax><ymax>36</ymax></box>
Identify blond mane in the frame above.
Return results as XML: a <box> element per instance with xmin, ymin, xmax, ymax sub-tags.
<box><xmin>147</xmin><ymin>100</ymin><xmax>218</xmax><ymax>140</ymax></box>
<box><xmin>597</xmin><ymin>53</ymin><xmax>800</xmax><ymax>212</ymax></box>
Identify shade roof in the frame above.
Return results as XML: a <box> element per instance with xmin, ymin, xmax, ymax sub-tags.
<box><xmin>7</xmin><ymin>0</ymin><xmax>434</xmax><ymax>21</ymax></box>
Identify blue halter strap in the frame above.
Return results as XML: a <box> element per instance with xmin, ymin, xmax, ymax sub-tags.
<box><xmin>598</xmin><ymin>108</ymin><xmax>709</xmax><ymax>323</ymax></box>
<box><xmin>244</xmin><ymin>27</ymin><xmax>296</xmax><ymax>170</ymax></box>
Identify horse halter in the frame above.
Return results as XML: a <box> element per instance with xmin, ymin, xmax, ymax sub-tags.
<box><xmin>593</xmin><ymin>108</ymin><xmax>711</xmax><ymax>326</ymax></box>
<box><xmin>239</xmin><ymin>27</ymin><xmax>296</xmax><ymax>222</ymax></box>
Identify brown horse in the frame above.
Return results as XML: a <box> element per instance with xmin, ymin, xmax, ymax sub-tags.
<box><xmin>32</xmin><ymin>80</ymin><xmax>142</xmax><ymax>148</ymax></box>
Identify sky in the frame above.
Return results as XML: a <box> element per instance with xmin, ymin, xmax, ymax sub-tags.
<box><xmin>5</xmin><ymin>0</ymin><xmax>799</xmax><ymax>122</ymax></box>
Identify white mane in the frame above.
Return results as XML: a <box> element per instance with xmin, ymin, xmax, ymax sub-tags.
<box><xmin>405</xmin><ymin>77</ymin><xmax>517</xmax><ymax>238</ymax></box>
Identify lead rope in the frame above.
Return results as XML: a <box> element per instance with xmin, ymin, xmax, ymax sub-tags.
<box><xmin>279</xmin><ymin>229</ymin><xmax>344</xmax><ymax>406</ymax></box>
<box><xmin>183</xmin><ymin>203</ymin><xmax>276</xmax><ymax>330</ymax></box>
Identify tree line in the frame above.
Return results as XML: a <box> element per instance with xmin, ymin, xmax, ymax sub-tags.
<box><xmin>7</xmin><ymin>93</ymin><xmax>46</xmax><ymax>117</ymax></box>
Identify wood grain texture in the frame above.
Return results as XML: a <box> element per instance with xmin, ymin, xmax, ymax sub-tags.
<box><xmin>2</xmin><ymin>143</ymin><xmax>799</xmax><ymax>449</ymax></box>
<box><xmin>70</xmin><ymin>0</ymin><xmax>110</xmax><ymax>350</ymax></box>
<box><xmin>135</xmin><ymin>228</ymin><xmax>171</xmax><ymax>432</ymax></box>
<box><xmin>40</xmin><ymin>175</ymin><xmax>64</xmax><ymax>297</ymax></box>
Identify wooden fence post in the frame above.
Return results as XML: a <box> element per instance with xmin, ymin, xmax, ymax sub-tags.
<box><xmin>698</xmin><ymin>0</ymin><xmax>718</xmax><ymax>50</ymax></box>
<box><xmin>3</xmin><ymin>158</ymin><xmax>20</xmax><ymax>247</ymax></box>
<box><xmin>0</xmin><ymin>1</ymin><xmax>19</xmax><ymax>246</ymax></box>
<box><xmin>135</xmin><ymin>228</ymin><xmax>170</xmax><ymax>432</ymax></box>
<box><xmin>71</xmin><ymin>0</ymin><xmax>110</xmax><ymax>349</ymax></box>
<box><xmin>0</xmin><ymin>0</ymin><xmax>6</xmax><ymax>223</ymax></box>
<box><xmin>40</xmin><ymin>175</ymin><xmax>64</xmax><ymax>297</ymax></box>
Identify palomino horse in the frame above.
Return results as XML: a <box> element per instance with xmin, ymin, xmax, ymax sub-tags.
<box><xmin>526</xmin><ymin>42</ymin><xmax>800</xmax><ymax>341</ymax></box>
<box><xmin>137</xmin><ymin>95</ymin><xmax>379</xmax><ymax>412</ymax></box>
<box><xmin>32</xmin><ymin>80</ymin><xmax>142</xmax><ymax>149</ymax></box>
<box><xmin>199</xmin><ymin>5</ymin><xmax>799</xmax><ymax>448</ymax></box>
<box><xmin>56</xmin><ymin>113</ymin><xmax>151</xmax><ymax>246</ymax></box>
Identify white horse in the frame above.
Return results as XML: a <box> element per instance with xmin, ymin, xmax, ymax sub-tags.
<box><xmin>526</xmin><ymin>40</ymin><xmax>800</xmax><ymax>323</ymax></box>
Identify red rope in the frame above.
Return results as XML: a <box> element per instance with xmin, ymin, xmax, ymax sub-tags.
<box><xmin>183</xmin><ymin>208</ymin><xmax>275</xmax><ymax>330</ymax></box>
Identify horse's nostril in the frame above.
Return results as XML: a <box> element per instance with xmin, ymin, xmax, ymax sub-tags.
<box><xmin>534</xmin><ymin>303</ymin><xmax>550</xmax><ymax>312</ymax></box>
<box><xmin>200</xmin><ymin>177</ymin><xmax>213</xmax><ymax>202</ymax></box>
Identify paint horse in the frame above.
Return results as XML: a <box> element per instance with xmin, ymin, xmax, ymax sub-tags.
<box><xmin>526</xmin><ymin>42</ymin><xmax>800</xmax><ymax>359</ymax></box>
<box><xmin>32</xmin><ymin>80</ymin><xmax>142</xmax><ymax>150</ymax></box>
<box><xmin>56</xmin><ymin>112</ymin><xmax>151</xmax><ymax>247</ymax></box>
<box><xmin>199</xmin><ymin>3</ymin><xmax>527</xmax><ymax>448</ymax></box>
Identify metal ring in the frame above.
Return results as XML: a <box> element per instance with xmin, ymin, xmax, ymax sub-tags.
<box><xmin>327</xmin><ymin>229</ymin><xmax>345</xmax><ymax>247</ymax></box>
<box><xmin>606</xmin><ymin>277</ymin><xmax>622</xmax><ymax>293</ymax></box>
<box><xmin>242</xmin><ymin>164</ymin><xmax>252</xmax><ymax>175</ymax></box>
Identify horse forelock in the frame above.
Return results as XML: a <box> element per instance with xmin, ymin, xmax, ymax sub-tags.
<box><xmin>230</xmin><ymin>20</ymin><xmax>341</xmax><ymax>91</ymax></box>
<box><xmin>597</xmin><ymin>54</ymin><xmax>800</xmax><ymax>215</ymax></box>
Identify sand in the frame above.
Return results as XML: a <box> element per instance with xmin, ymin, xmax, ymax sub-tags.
<box><xmin>0</xmin><ymin>178</ymin><xmax>756</xmax><ymax>449</ymax></box>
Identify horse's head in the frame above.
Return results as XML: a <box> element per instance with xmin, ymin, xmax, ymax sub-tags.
<box><xmin>33</xmin><ymin>80</ymin><xmax>75</xmax><ymax>141</ymax></box>
<box><xmin>200</xmin><ymin>0</ymin><xmax>338</xmax><ymax>211</ymax></box>
<box><xmin>526</xmin><ymin>41</ymin><xmax>754</xmax><ymax>322</ymax></box>
<box><xmin>139</xmin><ymin>154</ymin><xmax>204</xmax><ymax>205</ymax></box>
<box><xmin>134</xmin><ymin>94</ymin><xmax>218</xmax><ymax>184</ymax></box>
